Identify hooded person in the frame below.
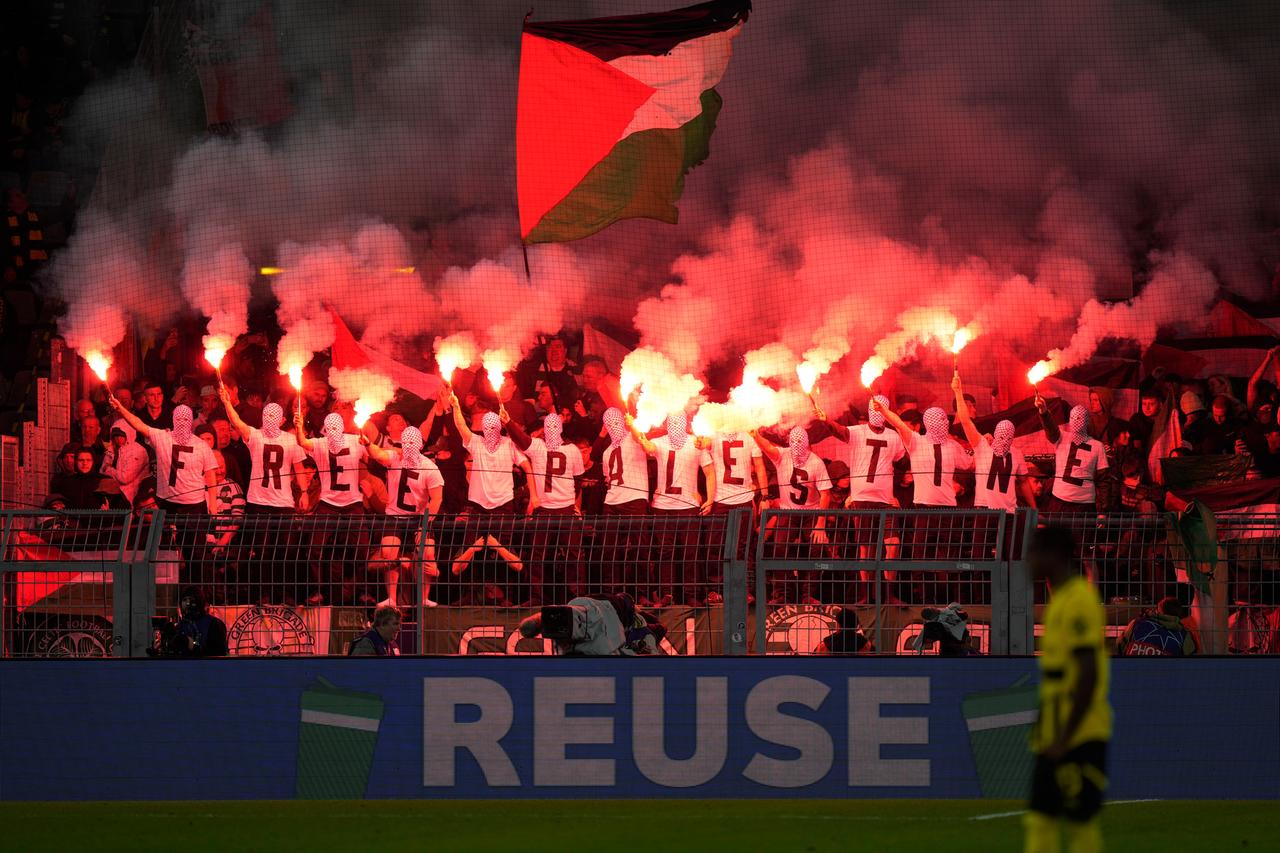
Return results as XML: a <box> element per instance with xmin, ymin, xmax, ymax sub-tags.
<box><xmin>970</xmin><ymin>418</ymin><xmax>1031</xmax><ymax>515</ymax></box>
<box><xmin>631</xmin><ymin>410</ymin><xmax>715</xmax><ymax>607</ymax></box>
<box><xmin>522</xmin><ymin>411</ymin><xmax>588</xmax><ymax>607</ymax></box>
<box><xmin>875</xmin><ymin>403</ymin><xmax>973</xmax><ymax>510</ymax></box>
<box><xmin>1086</xmin><ymin>386</ymin><xmax>1126</xmax><ymax>447</ymax></box>
<box><xmin>101</xmin><ymin>421</ymin><xmax>150</xmax><ymax>505</ymax></box>
<box><xmin>298</xmin><ymin>410</ymin><xmax>367</xmax><ymax>514</ymax></box>
<box><xmin>108</xmin><ymin>392</ymin><xmax>218</xmax><ymax>514</ymax></box>
<box><xmin>215</xmin><ymin>382</ymin><xmax>307</xmax><ymax>514</ymax></box>
<box><xmin>1038</xmin><ymin>396</ymin><xmax>1111</xmax><ymax>512</ymax></box>
<box><xmin>762</xmin><ymin>423</ymin><xmax>833</xmax><ymax>606</ymax></box>
<box><xmin>598</xmin><ymin>406</ymin><xmax>650</xmax><ymax>516</ymax></box>
<box><xmin>449</xmin><ymin>393</ymin><xmax>537</xmax><ymax>516</ymax></box>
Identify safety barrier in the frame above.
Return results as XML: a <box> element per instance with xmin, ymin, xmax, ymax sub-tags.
<box><xmin>2</xmin><ymin>508</ymin><xmax>1276</xmax><ymax>656</ymax></box>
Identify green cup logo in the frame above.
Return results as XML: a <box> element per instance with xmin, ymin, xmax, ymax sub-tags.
<box><xmin>963</xmin><ymin>674</ymin><xmax>1038</xmax><ymax>799</ymax></box>
<box><xmin>296</xmin><ymin>677</ymin><xmax>385</xmax><ymax>799</ymax></box>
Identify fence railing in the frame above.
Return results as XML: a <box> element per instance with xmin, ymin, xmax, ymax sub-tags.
<box><xmin>1</xmin><ymin>508</ymin><xmax>1276</xmax><ymax>657</ymax></box>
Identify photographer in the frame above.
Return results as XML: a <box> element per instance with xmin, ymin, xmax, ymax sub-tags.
<box><xmin>519</xmin><ymin>594</ymin><xmax>665</xmax><ymax>655</ymax></box>
<box><xmin>154</xmin><ymin>587</ymin><xmax>228</xmax><ymax>657</ymax></box>
<box><xmin>913</xmin><ymin>603</ymin><xmax>976</xmax><ymax>656</ymax></box>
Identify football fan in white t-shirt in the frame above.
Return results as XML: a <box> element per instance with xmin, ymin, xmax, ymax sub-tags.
<box><xmin>108</xmin><ymin>397</ymin><xmax>216</xmax><ymax>513</ymax></box>
<box><xmin>628</xmin><ymin>412</ymin><xmax>715</xmax><ymax>606</ymax></box>
<box><xmin>451</xmin><ymin>394</ymin><xmax>537</xmax><ymax>513</ymax></box>
<box><xmin>364</xmin><ymin>426</ymin><xmax>442</xmax><ymax>607</ymax></box>
<box><xmin>952</xmin><ymin>374</ymin><xmax>1035</xmax><ymax>514</ymax></box>
<box><xmin>296</xmin><ymin>412</ymin><xmax>367</xmax><ymax>511</ymax></box>
<box><xmin>517</xmin><ymin>413</ymin><xmax>587</xmax><ymax>606</ymax></box>
<box><xmin>753</xmin><ymin>426</ymin><xmax>832</xmax><ymax>604</ymax></box>
<box><xmin>703</xmin><ymin>431</ymin><xmax>766</xmax><ymax>509</ymax></box>
<box><xmin>1037</xmin><ymin>398</ymin><xmax>1110</xmax><ymax>511</ymax></box>
<box><xmin>219</xmin><ymin>386</ymin><xmax>308</xmax><ymax>511</ymax></box>
<box><xmin>523</xmin><ymin>414</ymin><xmax>586</xmax><ymax>511</ymax></box>
<box><xmin>876</xmin><ymin>400</ymin><xmax>974</xmax><ymax>508</ymax></box>
<box><xmin>600</xmin><ymin>407</ymin><xmax>651</xmax><ymax>510</ymax></box>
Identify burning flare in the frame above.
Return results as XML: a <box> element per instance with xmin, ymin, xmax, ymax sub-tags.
<box><xmin>85</xmin><ymin>350</ymin><xmax>111</xmax><ymax>382</ymax></box>
<box><xmin>286</xmin><ymin>364</ymin><xmax>304</xmax><ymax>391</ymax></box>
<box><xmin>433</xmin><ymin>333</ymin><xmax>479</xmax><ymax>384</ymax></box>
<box><xmin>950</xmin><ymin>327</ymin><xmax>974</xmax><ymax>355</ymax></box>
<box><xmin>481</xmin><ymin>348</ymin><xmax>512</xmax><ymax>393</ymax></box>
<box><xmin>203</xmin><ymin>334</ymin><xmax>233</xmax><ymax>372</ymax></box>
<box><xmin>1027</xmin><ymin>360</ymin><xmax>1053</xmax><ymax>386</ymax></box>
<box><xmin>796</xmin><ymin>363</ymin><xmax>819</xmax><ymax>394</ymax></box>
<box><xmin>860</xmin><ymin>357</ymin><xmax>887</xmax><ymax>389</ymax></box>
<box><xmin>353</xmin><ymin>399</ymin><xmax>377</xmax><ymax>428</ymax></box>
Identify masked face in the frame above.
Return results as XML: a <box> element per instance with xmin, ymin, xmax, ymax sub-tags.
<box><xmin>482</xmin><ymin>412</ymin><xmax>502</xmax><ymax>452</ymax></box>
<box><xmin>603</xmin><ymin>407</ymin><xmax>627</xmax><ymax>446</ymax></box>
<box><xmin>789</xmin><ymin>426</ymin><xmax>810</xmax><ymax>466</ymax></box>
<box><xmin>172</xmin><ymin>405</ymin><xmax>193</xmax><ymax>444</ymax></box>
<box><xmin>1068</xmin><ymin>405</ymin><xmax>1089</xmax><ymax>442</ymax></box>
<box><xmin>868</xmin><ymin>395</ymin><xmax>890</xmax><ymax>429</ymax></box>
<box><xmin>665</xmin><ymin>413</ymin><xmax>688</xmax><ymax>450</ymax></box>
<box><xmin>323</xmin><ymin>412</ymin><xmax>345</xmax><ymax>454</ymax></box>
<box><xmin>400</xmin><ymin>426</ymin><xmax>422</xmax><ymax>466</ymax></box>
<box><xmin>543</xmin><ymin>413</ymin><xmax>564</xmax><ymax>450</ymax></box>
<box><xmin>990</xmin><ymin>420</ymin><xmax>1015</xmax><ymax>457</ymax></box>
<box><xmin>261</xmin><ymin>403</ymin><xmax>284</xmax><ymax>439</ymax></box>
<box><xmin>923</xmin><ymin>407</ymin><xmax>949</xmax><ymax>444</ymax></box>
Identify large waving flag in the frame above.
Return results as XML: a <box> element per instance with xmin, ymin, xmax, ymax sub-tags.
<box><xmin>517</xmin><ymin>0</ymin><xmax>750</xmax><ymax>244</ymax></box>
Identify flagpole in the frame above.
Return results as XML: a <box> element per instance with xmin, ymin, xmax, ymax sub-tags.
<box><xmin>522</xmin><ymin>241</ymin><xmax>531</xmax><ymax>279</ymax></box>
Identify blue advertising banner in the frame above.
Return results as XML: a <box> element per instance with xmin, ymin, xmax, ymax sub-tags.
<box><xmin>1</xmin><ymin>658</ymin><xmax>1276</xmax><ymax>801</ymax></box>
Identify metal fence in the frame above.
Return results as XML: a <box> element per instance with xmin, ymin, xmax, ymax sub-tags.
<box><xmin>2</xmin><ymin>508</ymin><xmax>1277</xmax><ymax>657</ymax></box>
<box><xmin>753</xmin><ymin>508</ymin><xmax>1032</xmax><ymax>656</ymax></box>
<box><xmin>1</xmin><ymin>509</ymin><xmax>164</xmax><ymax>658</ymax></box>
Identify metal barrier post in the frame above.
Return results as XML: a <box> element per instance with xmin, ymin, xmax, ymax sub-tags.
<box><xmin>1007</xmin><ymin>509</ymin><xmax>1038</xmax><ymax>655</ymax></box>
<box><xmin>988</xmin><ymin>512</ymin><xmax>1010</xmax><ymax>655</ymax></box>
<box><xmin>124</xmin><ymin>510</ymin><xmax>163</xmax><ymax>657</ymax></box>
<box><xmin>722</xmin><ymin>508</ymin><xmax>749</xmax><ymax>655</ymax></box>
<box><xmin>754</xmin><ymin>509</ymin><xmax>770</xmax><ymax>654</ymax></box>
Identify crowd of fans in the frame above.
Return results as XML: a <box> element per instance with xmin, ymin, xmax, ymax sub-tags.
<box><xmin>28</xmin><ymin>326</ymin><xmax>1280</xmax><ymax>655</ymax></box>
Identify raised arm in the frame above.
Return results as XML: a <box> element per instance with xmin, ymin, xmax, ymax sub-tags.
<box><xmin>107</xmin><ymin>394</ymin><xmax>151</xmax><ymax>440</ymax></box>
<box><xmin>217</xmin><ymin>383</ymin><xmax>253</xmax><ymax>441</ymax></box>
<box><xmin>812</xmin><ymin>404</ymin><xmax>850</xmax><ymax>442</ymax></box>
<box><xmin>1247</xmin><ymin>347</ymin><xmax>1278</xmax><ymax>410</ymax></box>
<box><xmin>952</xmin><ymin>373</ymin><xmax>984</xmax><ymax>449</ymax></box>
<box><xmin>501</xmin><ymin>405</ymin><xmax>532</xmax><ymax>451</ymax></box>
<box><xmin>871</xmin><ymin>397</ymin><xmax>915</xmax><ymax>448</ymax></box>
<box><xmin>450</xmin><ymin>392</ymin><xmax>474</xmax><ymax>445</ymax></box>
<box><xmin>361</xmin><ymin>432</ymin><xmax>392</xmax><ymax>465</ymax></box>
<box><xmin>750</xmin><ymin>428</ymin><xmax>780</xmax><ymax>462</ymax></box>
<box><xmin>293</xmin><ymin>410</ymin><xmax>316</xmax><ymax>452</ymax></box>
<box><xmin>624</xmin><ymin>414</ymin><xmax>656</xmax><ymax>454</ymax></box>
<box><xmin>1035</xmin><ymin>394</ymin><xmax>1061</xmax><ymax>444</ymax></box>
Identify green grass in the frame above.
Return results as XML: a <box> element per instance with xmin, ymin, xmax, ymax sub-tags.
<box><xmin>0</xmin><ymin>799</ymin><xmax>1272</xmax><ymax>852</ymax></box>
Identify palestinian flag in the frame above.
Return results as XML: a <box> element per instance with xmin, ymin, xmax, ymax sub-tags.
<box><xmin>517</xmin><ymin>0</ymin><xmax>750</xmax><ymax>243</ymax></box>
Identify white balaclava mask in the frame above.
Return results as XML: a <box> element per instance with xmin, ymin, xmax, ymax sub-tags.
<box><xmin>789</xmin><ymin>426</ymin><xmax>810</xmax><ymax>467</ymax></box>
<box><xmin>323</xmin><ymin>412</ymin><xmax>345</xmax><ymax>454</ymax></box>
<box><xmin>604</xmin><ymin>407</ymin><xmax>627</xmax><ymax>448</ymax></box>
<box><xmin>1068</xmin><ymin>405</ymin><xmax>1090</xmax><ymax>444</ymax></box>
<box><xmin>923</xmin><ymin>407</ymin><xmax>950</xmax><ymax>445</ymax></box>
<box><xmin>868</xmin><ymin>395</ymin><xmax>890</xmax><ymax>429</ymax></box>
<box><xmin>665</xmin><ymin>413</ymin><xmax>688</xmax><ymax>451</ymax></box>
<box><xmin>990</xmin><ymin>420</ymin><xmax>1015</xmax><ymax>457</ymax></box>
<box><xmin>482</xmin><ymin>412</ymin><xmax>502</xmax><ymax>453</ymax></box>
<box><xmin>261</xmin><ymin>403</ymin><xmax>284</xmax><ymax>439</ymax></box>
<box><xmin>400</xmin><ymin>426</ymin><xmax>422</xmax><ymax>467</ymax></box>
<box><xmin>543</xmin><ymin>413</ymin><xmax>564</xmax><ymax>451</ymax></box>
<box><xmin>171</xmin><ymin>405</ymin><xmax>193</xmax><ymax>444</ymax></box>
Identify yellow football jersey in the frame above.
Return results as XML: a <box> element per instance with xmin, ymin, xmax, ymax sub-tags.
<box><xmin>1034</xmin><ymin>575</ymin><xmax>1112</xmax><ymax>752</ymax></box>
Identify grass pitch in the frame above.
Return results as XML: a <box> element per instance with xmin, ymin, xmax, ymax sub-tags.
<box><xmin>1</xmin><ymin>799</ymin><xmax>1272</xmax><ymax>851</ymax></box>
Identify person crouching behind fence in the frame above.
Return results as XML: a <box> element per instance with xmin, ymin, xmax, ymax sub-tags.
<box><xmin>1118</xmin><ymin>597</ymin><xmax>1199</xmax><ymax>656</ymax></box>
<box><xmin>368</xmin><ymin>534</ymin><xmax>439</xmax><ymax>610</ymax></box>
<box><xmin>519</xmin><ymin>594</ymin><xmax>665</xmax><ymax>655</ymax></box>
<box><xmin>348</xmin><ymin>604</ymin><xmax>401</xmax><ymax>656</ymax></box>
